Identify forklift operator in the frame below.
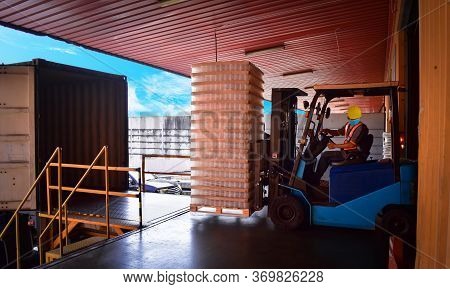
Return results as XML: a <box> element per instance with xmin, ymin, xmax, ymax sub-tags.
<box><xmin>314</xmin><ymin>105</ymin><xmax>369</xmax><ymax>184</ymax></box>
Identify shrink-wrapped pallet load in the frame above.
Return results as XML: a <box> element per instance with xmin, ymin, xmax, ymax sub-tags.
<box><xmin>190</xmin><ymin>61</ymin><xmax>264</xmax><ymax>217</ymax></box>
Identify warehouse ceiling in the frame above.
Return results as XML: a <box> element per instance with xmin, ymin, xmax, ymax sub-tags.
<box><xmin>0</xmin><ymin>0</ymin><xmax>390</xmax><ymax>113</ymax></box>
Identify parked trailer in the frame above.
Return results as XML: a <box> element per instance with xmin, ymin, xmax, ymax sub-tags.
<box><xmin>0</xmin><ymin>59</ymin><xmax>129</xmax><ymax>212</ymax></box>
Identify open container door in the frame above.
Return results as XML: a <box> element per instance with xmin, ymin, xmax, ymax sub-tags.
<box><xmin>0</xmin><ymin>65</ymin><xmax>36</xmax><ymax>211</ymax></box>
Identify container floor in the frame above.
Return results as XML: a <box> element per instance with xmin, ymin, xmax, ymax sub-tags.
<box><xmin>68</xmin><ymin>192</ymin><xmax>191</xmax><ymax>226</ymax></box>
<box><xmin>46</xmin><ymin>195</ymin><xmax>387</xmax><ymax>269</ymax></box>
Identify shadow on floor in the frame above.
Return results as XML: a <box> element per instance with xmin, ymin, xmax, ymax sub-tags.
<box><xmin>48</xmin><ymin>205</ymin><xmax>387</xmax><ymax>269</ymax></box>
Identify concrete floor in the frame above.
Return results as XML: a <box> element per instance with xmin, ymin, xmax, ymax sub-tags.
<box><xmin>47</xmin><ymin>206</ymin><xmax>387</xmax><ymax>269</ymax></box>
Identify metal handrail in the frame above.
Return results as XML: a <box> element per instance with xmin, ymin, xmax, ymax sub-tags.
<box><xmin>38</xmin><ymin>146</ymin><xmax>144</xmax><ymax>265</ymax></box>
<box><xmin>46</xmin><ymin>186</ymin><xmax>139</xmax><ymax>198</ymax></box>
<box><xmin>1</xmin><ymin>145</ymin><xmax>143</xmax><ymax>267</ymax></box>
<box><xmin>140</xmin><ymin>154</ymin><xmax>190</xmax><ymax>192</ymax></box>
<box><xmin>49</xmin><ymin>163</ymin><xmax>139</xmax><ymax>172</ymax></box>
<box><xmin>38</xmin><ymin>146</ymin><xmax>107</xmax><ymax>264</ymax></box>
<box><xmin>0</xmin><ymin>147</ymin><xmax>62</xmax><ymax>269</ymax></box>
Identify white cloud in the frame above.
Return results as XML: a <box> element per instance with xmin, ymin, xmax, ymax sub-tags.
<box><xmin>138</xmin><ymin>72</ymin><xmax>191</xmax><ymax>115</ymax></box>
<box><xmin>142</xmin><ymin>72</ymin><xmax>191</xmax><ymax>100</ymax></box>
<box><xmin>128</xmin><ymin>84</ymin><xmax>147</xmax><ymax>114</ymax></box>
<box><xmin>49</xmin><ymin>47</ymin><xmax>77</xmax><ymax>55</ymax></box>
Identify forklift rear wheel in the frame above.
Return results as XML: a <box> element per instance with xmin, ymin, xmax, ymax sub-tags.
<box><xmin>380</xmin><ymin>207</ymin><xmax>415</xmax><ymax>238</ymax></box>
<box><xmin>269</xmin><ymin>195</ymin><xmax>308</xmax><ymax>230</ymax></box>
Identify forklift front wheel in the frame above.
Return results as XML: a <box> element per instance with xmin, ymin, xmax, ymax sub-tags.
<box><xmin>379</xmin><ymin>207</ymin><xmax>415</xmax><ymax>238</ymax></box>
<box><xmin>269</xmin><ymin>195</ymin><xmax>308</xmax><ymax>230</ymax></box>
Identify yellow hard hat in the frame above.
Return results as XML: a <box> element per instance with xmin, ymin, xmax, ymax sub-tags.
<box><xmin>347</xmin><ymin>105</ymin><xmax>362</xmax><ymax>120</ymax></box>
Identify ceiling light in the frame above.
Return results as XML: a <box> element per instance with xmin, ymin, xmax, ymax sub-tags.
<box><xmin>282</xmin><ymin>69</ymin><xmax>314</xmax><ymax>77</ymax></box>
<box><xmin>245</xmin><ymin>43</ymin><xmax>285</xmax><ymax>57</ymax></box>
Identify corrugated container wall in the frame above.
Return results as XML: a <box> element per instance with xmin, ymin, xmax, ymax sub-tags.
<box><xmin>0</xmin><ymin>59</ymin><xmax>129</xmax><ymax>211</ymax></box>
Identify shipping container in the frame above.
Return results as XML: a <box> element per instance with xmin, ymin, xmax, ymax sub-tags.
<box><xmin>0</xmin><ymin>59</ymin><xmax>129</xmax><ymax>211</ymax></box>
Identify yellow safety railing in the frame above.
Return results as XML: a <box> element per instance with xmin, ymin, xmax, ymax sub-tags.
<box><xmin>0</xmin><ymin>147</ymin><xmax>62</xmax><ymax>269</ymax></box>
<box><xmin>39</xmin><ymin>146</ymin><xmax>143</xmax><ymax>265</ymax></box>
<box><xmin>140</xmin><ymin>154</ymin><xmax>190</xmax><ymax>193</ymax></box>
<box><xmin>39</xmin><ymin>146</ymin><xmax>106</xmax><ymax>264</ymax></box>
<box><xmin>0</xmin><ymin>146</ymin><xmax>143</xmax><ymax>268</ymax></box>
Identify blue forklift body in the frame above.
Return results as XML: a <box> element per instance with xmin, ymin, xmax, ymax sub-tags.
<box><xmin>290</xmin><ymin>160</ymin><xmax>416</xmax><ymax>230</ymax></box>
<box><xmin>328</xmin><ymin>161</ymin><xmax>396</xmax><ymax>204</ymax></box>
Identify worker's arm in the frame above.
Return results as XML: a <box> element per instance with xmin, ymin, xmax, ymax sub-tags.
<box><xmin>321</xmin><ymin>127</ymin><xmax>344</xmax><ymax>137</ymax></box>
<box><xmin>328</xmin><ymin>141</ymin><xmax>356</xmax><ymax>150</ymax></box>
<box><xmin>328</xmin><ymin>125</ymin><xmax>367</xmax><ymax>150</ymax></box>
<box><xmin>322</xmin><ymin>124</ymin><xmax>346</xmax><ymax>136</ymax></box>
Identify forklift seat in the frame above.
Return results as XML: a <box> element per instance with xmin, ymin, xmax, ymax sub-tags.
<box><xmin>332</xmin><ymin>134</ymin><xmax>374</xmax><ymax>166</ymax></box>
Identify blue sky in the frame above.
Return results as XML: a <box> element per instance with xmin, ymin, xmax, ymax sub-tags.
<box><xmin>0</xmin><ymin>25</ymin><xmax>272</xmax><ymax>116</ymax></box>
<box><xmin>0</xmin><ymin>25</ymin><xmax>191</xmax><ymax>116</ymax></box>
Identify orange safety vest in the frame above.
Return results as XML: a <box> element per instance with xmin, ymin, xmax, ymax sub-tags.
<box><xmin>343</xmin><ymin>122</ymin><xmax>363</xmax><ymax>150</ymax></box>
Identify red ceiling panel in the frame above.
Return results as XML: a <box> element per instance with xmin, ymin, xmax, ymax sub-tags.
<box><xmin>0</xmin><ymin>0</ymin><xmax>391</xmax><ymax>112</ymax></box>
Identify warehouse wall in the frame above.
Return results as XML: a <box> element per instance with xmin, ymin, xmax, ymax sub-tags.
<box><xmin>128</xmin><ymin>116</ymin><xmax>190</xmax><ymax>172</ymax></box>
<box><xmin>415</xmin><ymin>0</ymin><xmax>450</xmax><ymax>268</ymax></box>
<box><xmin>129</xmin><ymin>116</ymin><xmax>190</xmax><ymax>156</ymax></box>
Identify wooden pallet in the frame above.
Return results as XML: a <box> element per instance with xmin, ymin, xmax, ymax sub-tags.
<box><xmin>190</xmin><ymin>205</ymin><xmax>252</xmax><ymax>217</ymax></box>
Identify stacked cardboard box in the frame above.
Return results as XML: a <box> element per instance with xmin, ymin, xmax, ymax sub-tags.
<box><xmin>190</xmin><ymin>61</ymin><xmax>264</xmax><ymax>216</ymax></box>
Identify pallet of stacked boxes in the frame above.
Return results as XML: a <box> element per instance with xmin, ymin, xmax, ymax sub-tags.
<box><xmin>190</xmin><ymin>61</ymin><xmax>264</xmax><ymax>217</ymax></box>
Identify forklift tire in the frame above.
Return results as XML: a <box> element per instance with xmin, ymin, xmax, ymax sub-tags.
<box><xmin>379</xmin><ymin>207</ymin><xmax>415</xmax><ymax>238</ymax></box>
<box><xmin>269</xmin><ymin>195</ymin><xmax>308</xmax><ymax>230</ymax></box>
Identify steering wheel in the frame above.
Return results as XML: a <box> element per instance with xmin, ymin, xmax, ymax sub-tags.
<box><xmin>319</xmin><ymin>130</ymin><xmax>334</xmax><ymax>143</ymax></box>
<box><xmin>305</xmin><ymin>129</ymin><xmax>337</xmax><ymax>159</ymax></box>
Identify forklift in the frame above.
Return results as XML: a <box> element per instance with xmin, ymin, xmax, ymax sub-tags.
<box><xmin>259</xmin><ymin>82</ymin><xmax>417</xmax><ymax>238</ymax></box>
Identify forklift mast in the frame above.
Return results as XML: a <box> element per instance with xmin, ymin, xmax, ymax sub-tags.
<box><xmin>268</xmin><ymin>88</ymin><xmax>307</xmax><ymax>200</ymax></box>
